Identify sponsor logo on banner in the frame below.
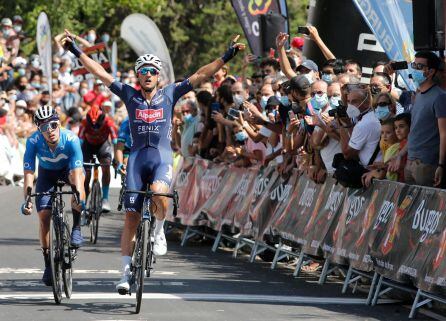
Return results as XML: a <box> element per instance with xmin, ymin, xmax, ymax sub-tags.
<box><xmin>412</xmin><ymin>200</ymin><xmax>442</xmax><ymax>243</ymax></box>
<box><xmin>346</xmin><ymin>196</ymin><xmax>366</xmax><ymax>225</ymax></box>
<box><xmin>253</xmin><ymin>176</ymin><xmax>269</xmax><ymax>197</ymax></box>
<box><xmin>235</xmin><ymin>173</ymin><xmax>250</xmax><ymax>197</ymax></box>
<box><xmin>248</xmin><ymin>0</ymin><xmax>273</xmax><ymax>15</ymax></box>
<box><xmin>298</xmin><ymin>181</ymin><xmax>317</xmax><ymax>208</ymax></box>
<box><xmin>373</xmin><ymin>200</ymin><xmax>395</xmax><ymax>230</ymax></box>
<box><xmin>201</xmin><ymin>170</ymin><xmax>222</xmax><ymax>199</ymax></box>
<box><xmin>72</xmin><ymin>43</ymin><xmax>111</xmax><ymax>81</ymax></box>
<box><xmin>270</xmin><ymin>183</ymin><xmax>292</xmax><ymax>202</ymax></box>
<box><xmin>324</xmin><ymin>185</ymin><xmax>344</xmax><ymax>219</ymax></box>
<box><xmin>135</xmin><ymin>109</ymin><xmax>164</xmax><ymax>124</ymax></box>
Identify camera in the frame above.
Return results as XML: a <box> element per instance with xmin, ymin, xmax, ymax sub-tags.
<box><xmin>390</xmin><ymin>61</ymin><xmax>408</xmax><ymax>71</ymax></box>
<box><xmin>328</xmin><ymin>104</ymin><xmax>348</xmax><ymax>118</ymax></box>
<box><xmin>297</xmin><ymin>26</ymin><xmax>310</xmax><ymax>35</ymax></box>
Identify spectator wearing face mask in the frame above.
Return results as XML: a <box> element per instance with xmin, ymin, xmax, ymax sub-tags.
<box><xmin>338</xmin><ymin>87</ymin><xmax>381</xmax><ymax>166</ymax></box>
<box><xmin>231</xmin><ymin>81</ymin><xmax>249</xmax><ymax>108</ymax></box>
<box><xmin>1</xmin><ymin>18</ymin><xmax>20</xmax><ymax>61</ymax></box>
<box><xmin>320</xmin><ymin>59</ymin><xmax>344</xmax><ymax>85</ymax></box>
<box><xmin>231</xmin><ymin>123</ymin><xmax>266</xmax><ymax>167</ymax></box>
<box><xmin>373</xmin><ymin>92</ymin><xmax>396</xmax><ymax>122</ymax></box>
<box><xmin>296</xmin><ymin>59</ymin><xmax>319</xmax><ymax>85</ymax></box>
<box><xmin>370</xmin><ymin>72</ymin><xmax>403</xmax><ymax>115</ymax></box>
<box><xmin>400</xmin><ymin>51</ymin><xmax>446</xmax><ymax>187</ymax></box>
<box><xmin>83</xmin><ymin>79</ymin><xmax>108</xmax><ymax>111</ymax></box>
<box><xmin>172</xmin><ymin>99</ymin><xmax>203</xmax><ymax>158</ymax></box>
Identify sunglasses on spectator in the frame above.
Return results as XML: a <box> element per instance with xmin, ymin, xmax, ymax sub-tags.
<box><xmin>410</xmin><ymin>62</ymin><xmax>428</xmax><ymax>70</ymax></box>
<box><xmin>311</xmin><ymin>91</ymin><xmax>325</xmax><ymax>97</ymax></box>
<box><xmin>377</xmin><ymin>101</ymin><xmax>391</xmax><ymax>107</ymax></box>
<box><xmin>138</xmin><ymin>67</ymin><xmax>160</xmax><ymax>76</ymax></box>
<box><xmin>39</xmin><ymin>121</ymin><xmax>59</xmax><ymax>132</ymax></box>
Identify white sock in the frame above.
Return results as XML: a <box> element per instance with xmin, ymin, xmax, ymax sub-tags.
<box><xmin>121</xmin><ymin>255</ymin><xmax>131</xmax><ymax>275</ymax></box>
<box><xmin>155</xmin><ymin>219</ymin><xmax>165</xmax><ymax>236</ymax></box>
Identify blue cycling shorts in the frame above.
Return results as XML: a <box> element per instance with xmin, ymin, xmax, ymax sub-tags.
<box><xmin>35</xmin><ymin>166</ymin><xmax>71</xmax><ymax>212</ymax></box>
<box><xmin>124</xmin><ymin>146</ymin><xmax>173</xmax><ymax>213</ymax></box>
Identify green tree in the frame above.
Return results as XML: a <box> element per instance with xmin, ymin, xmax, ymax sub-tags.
<box><xmin>3</xmin><ymin>0</ymin><xmax>308</xmax><ymax>77</ymax></box>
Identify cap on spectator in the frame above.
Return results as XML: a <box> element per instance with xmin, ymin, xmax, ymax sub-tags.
<box><xmin>12</xmin><ymin>15</ymin><xmax>23</xmax><ymax>23</ymax></box>
<box><xmin>102</xmin><ymin>100</ymin><xmax>112</xmax><ymax>108</ymax></box>
<box><xmin>297</xmin><ymin>59</ymin><xmax>319</xmax><ymax>72</ymax></box>
<box><xmin>266</xmin><ymin>96</ymin><xmax>281</xmax><ymax>108</ymax></box>
<box><xmin>291</xmin><ymin>37</ymin><xmax>304</xmax><ymax>50</ymax></box>
<box><xmin>289</xmin><ymin>75</ymin><xmax>311</xmax><ymax>91</ymax></box>
<box><xmin>16</xmin><ymin>100</ymin><xmax>27</xmax><ymax>108</ymax></box>
<box><xmin>1</xmin><ymin>18</ymin><xmax>12</xmax><ymax>27</ymax></box>
<box><xmin>94</xmin><ymin>79</ymin><xmax>103</xmax><ymax>86</ymax></box>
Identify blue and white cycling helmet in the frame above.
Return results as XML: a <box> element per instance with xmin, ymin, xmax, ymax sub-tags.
<box><xmin>34</xmin><ymin>104</ymin><xmax>58</xmax><ymax>125</ymax></box>
<box><xmin>134</xmin><ymin>54</ymin><xmax>162</xmax><ymax>73</ymax></box>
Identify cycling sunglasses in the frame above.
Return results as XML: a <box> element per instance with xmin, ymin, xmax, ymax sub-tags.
<box><xmin>138</xmin><ymin>66</ymin><xmax>160</xmax><ymax>76</ymax></box>
<box><xmin>39</xmin><ymin>121</ymin><xmax>59</xmax><ymax>132</ymax></box>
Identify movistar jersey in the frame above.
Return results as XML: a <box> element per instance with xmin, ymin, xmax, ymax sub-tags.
<box><xmin>117</xmin><ymin>118</ymin><xmax>132</xmax><ymax>149</ymax></box>
<box><xmin>109</xmin><ymin>79</ymin><xmax>193</xmax><ymax>152</ymax></box>
<box><xmin>23</xmin><ymin>129</ymin><xmax>84</xmax><ymax>171</ymax></box>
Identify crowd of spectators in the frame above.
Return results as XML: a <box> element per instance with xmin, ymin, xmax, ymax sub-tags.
<box><xmin>1</xmin><ymin>14</ymin><xmax>446</xmax><ymax>191</ymax></box>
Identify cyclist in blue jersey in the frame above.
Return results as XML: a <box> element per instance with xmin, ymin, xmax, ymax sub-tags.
<box><xmin>21</xmin><ymin>105</ymin><xmax>87</xmax><ymax>286</ymax></box>
<box><xmin>113</xmin><ymin>117</ymin><xmax>131</xmax><ymax>174</ymax></box>
<box><xmin>60</xmin><ymin>29</ymin><xmax>245</xmax><ymax>293</ymax></box>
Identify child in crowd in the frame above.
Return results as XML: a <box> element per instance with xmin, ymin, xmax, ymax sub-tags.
<box><xmin>386</xmin><ymin>113</ymin><xmax>411</xmax><ymax>181</ymax></box>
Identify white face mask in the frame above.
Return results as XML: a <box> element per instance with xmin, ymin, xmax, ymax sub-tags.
<box><xmin>233</xmin><ymin>94</ymin><xmax>244</xmax><ymax>107</ymax></box>
<box><xmin>347</xmin><ymin>104</ymin><xmax>361</xmax><ymax>120</ymax></box>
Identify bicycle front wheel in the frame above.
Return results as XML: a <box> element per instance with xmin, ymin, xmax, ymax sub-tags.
<box><xmin>49</xmin><ymin>218</ymin><xmax>63</xmax><ymax>304</ymax></box>
<box><xmin>62</xmin><ymin>223</ymin><xmax>73</xmax><ymax>298</ymax></box>
<box><xmin>90</xmin><ymin>182</ymin><xmax>102</xmax><ymax>244</ymax></box>
<box><xmin>135</xmin><ymin>220</ymin><xmax>148</xmax><ymax>314</ymax></box>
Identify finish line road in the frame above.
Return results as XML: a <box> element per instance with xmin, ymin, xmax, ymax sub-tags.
<box><xmin>0</xmin><ymin>186</ymin><xmax>434</xmax><ymax>320</ymax></box>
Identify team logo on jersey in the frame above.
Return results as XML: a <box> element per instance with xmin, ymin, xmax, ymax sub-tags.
<box><xmin>135</xmin><ymin>108</ymin><xmax>164</xmax><ymax>123</ymax></box>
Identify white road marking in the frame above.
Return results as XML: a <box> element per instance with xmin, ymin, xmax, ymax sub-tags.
<box><xmin>0</xmin><ymin>268</ymin><xmax>177</xmax><ymax>275</ymax></box>
<box><xmin>0</xmin><ymin>292</ymin><xmax>397</xmax><ymax>305</ymax></box>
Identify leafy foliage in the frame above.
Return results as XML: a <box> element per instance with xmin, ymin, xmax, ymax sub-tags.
<box><xmin>3</xmin><ymin>0</ymin><xmax>308</xmax><ymax>77</ymax></box>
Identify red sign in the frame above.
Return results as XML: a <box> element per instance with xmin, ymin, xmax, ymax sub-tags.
<box><xmin>135</xmin><ymin>108</ymin><xmax>164</xmax><ymax>123</ymax></box>
<box><xmin>72</xmin><ymin>43</ymin><xmax>111</xmax><ymax>79</ymax></box>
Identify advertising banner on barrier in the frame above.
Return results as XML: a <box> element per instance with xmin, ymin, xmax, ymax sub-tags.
<box><xmin>246</xmin><ymin>166</ymin><xmax>281</xmax><ymax>239</ymax></box>
<box><xmin>201</xmin><ymin>167</ymin><xmax>257</xmax><ymax>231</ymax></box>
<box><xmin>233</xmin><ymin>165</ymin><xmax>276</xmax><ymax>235</ymax></box>
<box><xmin>331</xmin><ymin>184</ymin><xmax>382</xmax><ymax>270</ymax></box>
<box><xmin>369</xmin><ymin>184</ymin><xmax>423</xmax><ymax>283</ymax></box>
<box><xmin>398</xmin><ymin>187</ymin><xmax>446</xmax><ymax>295</ymax></box>
<box><xmin>304</xmin><ymin>178</ymin><xmax>346</xmax><ymax>257</ymax></box>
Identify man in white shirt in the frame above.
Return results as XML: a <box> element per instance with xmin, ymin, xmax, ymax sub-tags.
<box><xmin>338</xmin><ymin>87</ymin><xmax>381</xmax><ymax>166</ymax></box>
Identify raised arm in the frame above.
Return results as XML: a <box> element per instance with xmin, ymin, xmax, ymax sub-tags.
<box><xmin>189</xmin><ymin>35</ymin><xmax>246</xmax><ymax>88</ymax></box>
<box><xmin>307</xmin><ymin>26</ymin><xmax>335</xmax><ymax>61</ymax></box>
<box><xmin>60</xmin><ymin>29</ymin><xmax>114</xmax><ymax>87</ymax></box>
<box><xmin>276</xmin><ymin>33</ymin><xmax>297</xmax><ymax>80</ymax></box>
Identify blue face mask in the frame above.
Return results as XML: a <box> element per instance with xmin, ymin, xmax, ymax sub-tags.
<box><xmin>321</xmin><ymin>73</ymin><xmax>333</xmax><ymax>84</ymax></box>
<box><xmin>235</xmin><ymin>131</ymin><xmax>248</xmax><ymax>142</ymax></box>
<box><xmin>410</xmin><ymin>68</ymin><xmax>427</xmax><ymax>87</ymax></box>
<box><xmin>183</xmin><ymin>114</ymin><xmax>194</xmax><ymax>124</ymax></box>
<box><xmin>280</xmin><ymin>96</ymin><xmax>290</xmax><ymax>106</ymax></box>
<box><xmin>329</xmin><ymin>96</ymin><xmax>341</xmax><ymax>109</ymax></box>
<box><xmin>18</xmin><ymin>68</ymin><xmax>26</xmax><ymax>76</ymax></box>
<box><xmin>102</xmin><ymin>34</ymin><xmax>110</xmax><ymax>43</ymax></box>
<box><xmin>374</xmin><ymin>105</ymin><xmax>390</xmax><ymax>120</ymax></box>
<box><xmin>260</xmin><ymin>96</ymin><xmax>269</xmax><ymax>109</ymax></box>
<box><xmin>311</xmin><ymin>93</ymin><xmax>328</xmax><ymax>112</ymax></box>
<box><xmin>52</xmin><ymin>63</ymin><xmax>60</xmax><ymax>70</ymax></box>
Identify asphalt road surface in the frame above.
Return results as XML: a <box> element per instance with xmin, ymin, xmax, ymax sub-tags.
<box><xmin>0</xmin><ymin>186</ymin><xmax>441</xmax><ymax>321</ymax></box>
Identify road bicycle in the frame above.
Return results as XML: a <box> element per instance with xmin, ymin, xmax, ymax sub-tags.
<box><xmin>83</xmin><ymin>155</ymin><xmax>106</xmax><ymax>244</ymax></box>
<box><xmin>26</xmin><ymin>181</ymin><xmax>79</xmax><ymax>304</ymax></box>
<box><xmin>117</xmin><ymin>185</ymin><xmax>178</xmax><ymax>313</ymax></box>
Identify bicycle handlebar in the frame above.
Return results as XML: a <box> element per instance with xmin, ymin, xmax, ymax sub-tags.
<box><xmin>123</xmin><ymin>189</ymin><xmax>179</xmax><ymax>217</ymax></box>
<box><xmin>26</xmin><ymin>182</ymin><xmax>80</xmax><ymax>204</ymax></box>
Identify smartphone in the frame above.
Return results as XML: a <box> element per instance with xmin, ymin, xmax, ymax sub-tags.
<box><xmin>390</xmin><ymin>61</ymin><xmax>408</xmax><ymax>70</ymax></box>
<box><xmin>297</xmin><ymin>26</ymin><xmax>310</xmax><ymax>35</ymax></box>
<box><xmin>228</xmin><ymin>107</ymin><xmax>241</xmax><ymax>118</ymax></box>
<box><xmin>288</xmin><ymin>110</ymin><xmax>297</xmax><ymax>120</ymax></box>
<box><xmin>211</xmin><ymin>102</ymin><xmax>221</xmax><ymax>113</ymax></box>
<box><xmin>304</xmin><ymin>115</ymin><xmax>316</xmax><ymax>126</ymax></box>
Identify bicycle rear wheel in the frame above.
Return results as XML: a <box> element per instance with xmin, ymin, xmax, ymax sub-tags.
<box><xmin>49</xmin><ymin>217</ymin><xmax>63</xmax><ymax>304</ymax></box>
<box><xmin>134</xmin><ymin>220</ymin><xmax>148</xmax><ymax>314</ymax></box>
<box><xmin>62</xmin><ymin>223</ymin><xmax>73</xmax><ymax>298</ymax></box>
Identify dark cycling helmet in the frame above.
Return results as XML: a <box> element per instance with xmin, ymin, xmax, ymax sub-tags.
<box><xmin>134</xmin><ymin>54</ymin><xmax>162</xmax><ymax>73</ymax></box>
<box><xmin>34</xmin><ymin>105</ymin><xmax>58</xmax><ymax>125</ymax></box>
<box><xmin>87</xmin><ymin>105</ymin><xmax>105</xmax><ymax>127</ymax></box>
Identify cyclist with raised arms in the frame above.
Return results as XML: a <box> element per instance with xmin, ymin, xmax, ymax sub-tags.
<box><xmin>21</xmin><ymin>105</ymin><xmax>86</xmax><ymax>286</ymax></box>
<box><xmin>60</xmin><ymin>29</ymin><xmax>245</xmax><ymax>293</ymax></box>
